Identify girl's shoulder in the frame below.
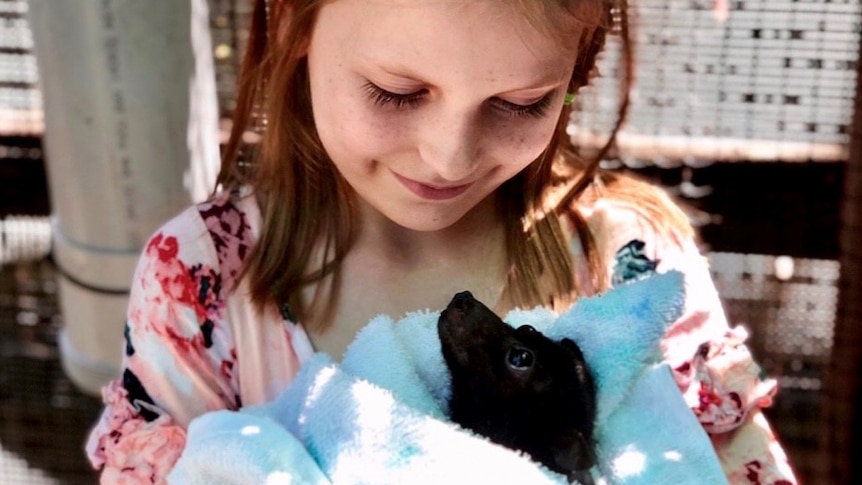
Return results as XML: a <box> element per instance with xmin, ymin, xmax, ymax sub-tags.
<box><xmin>149</xmin><ymin>190</ymin><xmax>261</xmax><ymax>293</ymax></box>
<box><xmin>573</xmin><ymin>174</ymin><xmax>697</xmax><ymax>253</ymax></box>
<box><xmin>563</xmin><ymin>172</ymin><xmax>702</xmax><ymax>292</ymax></box>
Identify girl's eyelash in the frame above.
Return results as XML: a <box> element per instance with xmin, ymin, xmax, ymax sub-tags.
<box><xmin>364</xmin><ymin>81</ymin><xmax>554</xmax><ymax>119</ymax></box>
<box><xmin>491</xmin><ymin>95</ymin><xmax>554</xmax><ymax>119</ymax></box>
<box><xmin>364</xmin><ymin>82</ymin><xmax>425</xmax><ymax>109</ymax></box>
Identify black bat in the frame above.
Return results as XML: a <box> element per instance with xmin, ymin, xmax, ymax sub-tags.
<box><xmin>438</xmin><ymin>291</ymin><xmax>597</xmax><ymax>484</ymax></box>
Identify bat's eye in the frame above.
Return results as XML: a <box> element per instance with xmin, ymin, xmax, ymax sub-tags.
<box><xmin>516</xmin><ymin>325</ymin><xmax>537</xmax><ymax>334</ymax></box>
<box><xmin>506</xmin><ymin>346</ymin><xmax>535</xmax><ymax>371</ymax></box>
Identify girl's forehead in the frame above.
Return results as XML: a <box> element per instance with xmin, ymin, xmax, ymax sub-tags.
<box><xmin>314</xmin><ymin>0</ymin><xmax>577</xmax><ymax>41</ymax></box>
<box><xmin>316</xmin><ymin>0</ymin><xmax>603</xmax><ymax>45</ymax></box>
<box><xmin>312</xmin><ymin>0</ymin><xmax>581</xmax><ymax>85</ymax></box>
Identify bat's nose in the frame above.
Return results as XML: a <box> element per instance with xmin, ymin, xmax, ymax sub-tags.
<box><xmin>448</xmin><ymin>291</ymin><xmax>475</xmax><ymax>311</ymax></box>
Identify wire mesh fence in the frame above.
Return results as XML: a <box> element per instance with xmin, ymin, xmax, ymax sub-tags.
<box><xmin>571</xmin><ymin>0</ymin><xmax>861</xmax><ymax>163</ymax></box>
<box><xmin>0</xmin><ymin>0</ymin><xmax>40</xmax><ymax>136</ymax></box>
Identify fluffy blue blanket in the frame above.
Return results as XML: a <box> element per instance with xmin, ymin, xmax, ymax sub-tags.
<box><xmin>168</xmin><ymin>271</ymin><xmax>727</xmax><ymax>484</ymax></box>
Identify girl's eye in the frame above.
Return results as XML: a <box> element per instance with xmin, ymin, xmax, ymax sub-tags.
<box><xmin>363</xmin><ymin>81</ymin><xmax>554</xmax><ymax>119</ymax></box>
<box><xmin>364</xmin><ymin>82</ymin><xmax>425</xmax><ymax>109</ymax></box>
<box><xmin>490</xmin><ymin>94</ymin><xmax>554</xmax><ymax>119</ymax></box>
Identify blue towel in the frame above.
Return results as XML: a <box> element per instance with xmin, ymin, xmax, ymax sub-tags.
<box><xmin>169</xmin><ymin>271</ymin><xmax>727</xmax><ymax>484</ymax></box>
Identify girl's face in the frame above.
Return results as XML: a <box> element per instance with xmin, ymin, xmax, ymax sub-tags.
<box><xmin>307</xmin><ymin>0</ymin><xmax>580</xmax><ymax>232</ymax></box>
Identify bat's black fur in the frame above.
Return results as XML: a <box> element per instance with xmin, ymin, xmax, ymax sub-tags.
<box><xmin>438</xmin><ymin>291</ymin><xmax>597</xmax><ymax>484</ymax></box>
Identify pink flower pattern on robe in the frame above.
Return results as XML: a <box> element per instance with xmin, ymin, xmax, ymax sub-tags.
<box><xmin>86</xmin><ymin>381</ymin><xmax>186</xmax><ymax>484</ymax></box>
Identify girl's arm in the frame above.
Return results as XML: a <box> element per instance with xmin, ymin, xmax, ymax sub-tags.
<box><xmin>85</xmin><ymin>206</ymin><xmax>242</xmax><ymax>484</ymax></box>
<box><xmin>571</xmin><ymin>183</ymin><xmax>798</xmax><ymax>484</ymax></box>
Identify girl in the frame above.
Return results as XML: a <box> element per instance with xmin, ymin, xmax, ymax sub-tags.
<box><xmin>85</xmin><ymin>0</ymin><xmax>797</xmax><ymax>483</ymax></box>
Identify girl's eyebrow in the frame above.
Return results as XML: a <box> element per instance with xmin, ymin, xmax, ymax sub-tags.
<box><xmin>370</xmin><ymin>67</ymin><xmax>567</xmax><ymax>98</ymax></box>
<box><xmin>368</xmin><ymin>61</ymin><xmax>569</xmax><ymax>98</ymax></box>
<box><xmin>359</xmin><ymin>55</ymin><xmax>425</xmax><ymax>81</ymax></box>
<box><xmin>500</xmin><ymin>81</ymin><xmax>566</xmax><ymax>99</ymax></box>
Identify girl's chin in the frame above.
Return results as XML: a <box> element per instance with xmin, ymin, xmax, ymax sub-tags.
<box><xmin>352</xmin><ymin>183</ymin><xmax>499</xmax><ymax>233</ymax></box>
<box><xmin>360</xmin><ymin>202</ymin><xmax>469</xmax><ymax>233</ymax></box>
<box><xmin>381</xmin><ymin>200</ymin><xmax>496</xmax><ymax>234</ymax></box>
<box><xmin>386</xmin><ymin>213</ymin><xmax>467</xmax><ymax>233</ymax></box>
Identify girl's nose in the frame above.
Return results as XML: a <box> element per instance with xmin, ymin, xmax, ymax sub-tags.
<box><xmin>416</xmin><ymin>108</ymin><xmax>481</xmax><ymax>182</ymax></box>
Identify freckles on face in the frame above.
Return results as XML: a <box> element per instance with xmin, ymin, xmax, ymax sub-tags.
<box><xmin>305</xmin><ymin>0</ymin><xmax>580</xmax><ymax>231</ymax></box>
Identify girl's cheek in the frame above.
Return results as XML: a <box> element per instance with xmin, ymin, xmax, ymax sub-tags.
<box><xmin>327</xmin><ymin>98</ymin><xmax>396</xmax><ymax>147</ymax></box>
<box><xmin>488</xmin><ymin>118</ymin><xmax>559</xmax><ymax>163</ymax></box>
<box><xmin>355</xmin><ymin>111</ymin><xmax>412</xmax><ymax>153</ymax></box>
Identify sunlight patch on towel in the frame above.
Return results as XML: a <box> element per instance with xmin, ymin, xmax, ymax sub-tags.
<box><xmin>611</xmin><ymin>445</ymin><xmax>646</xmax><ymax>478</ymax></box>
<box><xmin>307</xmin><ymin>364</ymin><xmax>338</xmax><ymax>404</ymax></box>
<box><xmin>352</xmin><ymin>379</ymin><xmax>397</xmax><ymax>439</ymax></box>
<box><xmin>664</xmin><ymin>450</ymin><xmax>682</xmax><ymax>462</ymax></box>
<box><xmin>241</xmin><ymin>425</ymin><xmax>261</xmax><ymax>436</ymax></box>
<box><xmin>299</xmin><ymin>364</ymin><xmax>338</xmax><ymax>428</ymax></box>
<box><xmin>265</xmin><ymin>471</ymin><xmax>295</xmax><ymax>484</ymax></box>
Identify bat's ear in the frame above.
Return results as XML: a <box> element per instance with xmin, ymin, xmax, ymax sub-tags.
<box><xmin>552</xmin><ymin>431</ymin><xmax>595</xmax><ymax>473</ymax></box>
<box><xmin>560</xmin><ymin>337</ymin><xmax>586</xmax><ymax>360</ymax></box>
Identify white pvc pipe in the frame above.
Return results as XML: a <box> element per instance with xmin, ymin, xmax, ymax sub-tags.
<box><xmin>27</xmin><ymin>0</ymin><xmax>219</xmax><ymax>396</ymax></box>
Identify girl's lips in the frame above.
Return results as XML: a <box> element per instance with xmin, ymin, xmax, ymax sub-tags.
<box><xmin>392</xmin><ymin>172</ymin><xmax>472</xmax><ymax>201</ymax></box>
